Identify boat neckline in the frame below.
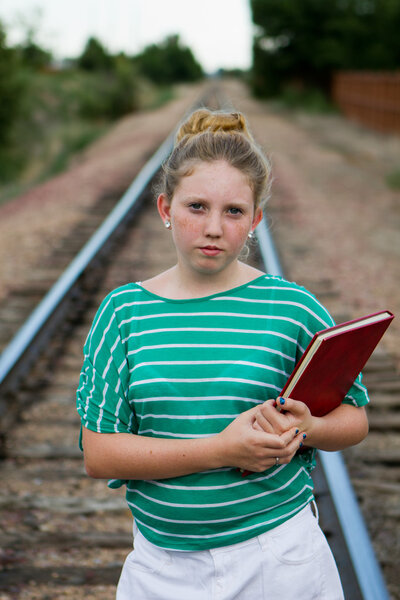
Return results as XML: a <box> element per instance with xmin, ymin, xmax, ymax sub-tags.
<box><xmin>135</xmin><ymin>273</ymin><xmax>275</xmax><ymax>303</ymax></box>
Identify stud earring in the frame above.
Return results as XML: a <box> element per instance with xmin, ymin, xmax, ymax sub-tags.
<box><xmin>248</xmin><ymin>230</ymin><xmax>254</xmax><ymax>239</ymax></box>
<box><xmin>164</xmin><ymin>220</ymin><xmax>171</xmax><ymax>229</ymax></box>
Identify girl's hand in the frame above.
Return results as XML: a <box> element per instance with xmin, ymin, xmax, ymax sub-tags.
<box><xmin>253</xmin><ymin>397</ymin><xmax>315</xmax><ymax>448</ymax></box>
<box><xmin>216</xmin><ymin>406</ymin><xmax>302</xmax><ymax>472</ymax></box>
<box><xmin>253</xmin><ymin>399</ymin><xmax>369</xmax><ymax>453</ymax></box>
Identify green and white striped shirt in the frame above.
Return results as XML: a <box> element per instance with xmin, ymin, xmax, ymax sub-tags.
<box><xmin>77</xmin><ymin>274</ymin><xmax>369</xmax><ymax>550</ymax></box>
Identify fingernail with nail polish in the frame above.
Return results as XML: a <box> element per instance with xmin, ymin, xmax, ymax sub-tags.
<box><xmin>279</xmin><ymin>397</ymin><xmax>285</xmax><ymax>405</ymax></box>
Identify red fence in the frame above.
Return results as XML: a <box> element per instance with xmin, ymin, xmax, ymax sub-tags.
<box><xmin>332</xmin><ymin>71</ymin><xmax>400</xmax><ymax>135</ymax></box>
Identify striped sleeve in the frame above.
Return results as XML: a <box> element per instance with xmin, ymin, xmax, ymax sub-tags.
<box><xmin>76</xmin><ymin>289</ymin><xmax>136</xmax><ymax>435</ymax></box>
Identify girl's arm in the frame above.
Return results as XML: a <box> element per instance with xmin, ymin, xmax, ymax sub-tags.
<box><xmin>254</xmin><ymin>397</ymin><xmax>369</xmax><ymax>451</ymax></box>
<box><xmin>297</xmin><ymin>402</ymin><xmax>369</xmax><ymax>451</ymax></box>
<box><xmin>82</xmin><ymin>406</ymin><xmax>301</xmax><ymax>480</ymax></box>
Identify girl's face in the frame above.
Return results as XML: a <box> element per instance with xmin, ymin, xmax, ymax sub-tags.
<box><xmin>157</xmin><ymin>160</ymin><xmax>262</xmax><ymax>280</ymax></box>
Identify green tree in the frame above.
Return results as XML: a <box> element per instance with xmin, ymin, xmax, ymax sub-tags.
<box><xmin>250</xmin><ymin>0</ymin><xmax>400</xmax><ymax>97</ymax></box>
<box><xmin>78</xmin><ymin>36</ymin><xmax>113</xmax><ymax>71</ymax></box>
<box><xmin>18</xmin><ymin>40</ymin><xmax>52</xmax><ymax>70</ymax></box>
<box><xmin>76</xmin><ymin>38</ymin><xmax>139</xmax><ymax>119</ymax></box>
<box><xmin>78</xmin><ymin>52</ymin><xmax>139</xmax><ymax>120</ymax></box>
<box><xmin>0</xmin><ymin>22</ymin><xmax>25</xmax><ymax>166</ymax></box>
<box><xmin>8</xmin><ymin>7</ymin><xmax>52</xmax><ymax>71</ymax></box>
<box><xmin>135</xmin><ymin>35</ymin><xmax>203</xmax><ymax>84</ymax></box>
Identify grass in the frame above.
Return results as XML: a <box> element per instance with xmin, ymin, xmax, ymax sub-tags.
<box><xmin>44</xmin><ymin>122</ymin><xmax>109</xmax><ymax>178</ymax></box>
<box><xmin>0</xmin><ymin>68</ymin><xmax>175</xmax><ymax>206</ymax></box>
<box><xmin>136</xmin><ymin>81</ymin><xmax>175</xmax><ymax>111</ymax></box>
<box><xmin>385</xmin><ymin>169</ymin><xmax>400</xmax><ymax>190</ymax></box>
<box><xmin>278</xmin><ymin>86</ymin><xmax>337</xmax><ymax>114</ymax></box>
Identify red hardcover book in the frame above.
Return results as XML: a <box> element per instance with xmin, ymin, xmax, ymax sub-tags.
<box><xmin>280</xmin><ymin>310</ymin><xmax>394</xmax><ymax>416</ymax></box>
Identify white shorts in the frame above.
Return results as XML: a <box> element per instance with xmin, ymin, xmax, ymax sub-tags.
<box><xmin>116</xmin><ymin>503</ymin><xmax>344</xmax><ymax>600</ymax></box>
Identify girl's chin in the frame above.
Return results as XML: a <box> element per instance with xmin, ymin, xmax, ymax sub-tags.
<box><xmin>189</xmin><ymin>259</ymin><xmax>237</xmax><ymax>278</ymax></box>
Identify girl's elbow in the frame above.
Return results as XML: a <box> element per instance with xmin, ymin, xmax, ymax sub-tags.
<box><xmin>84</xmin><ymin>454</ymin><xmax>103</xmax><ymax>479</ymax></box>
<box><xmin>81</xmin><ymin>428</ymin><xmax>110</xmax><ymax>478</ymax></box>
<box><xmin>362</xmin><ymin>414</ymin><xmax>369</xmax><ymax>440</ymax></box>
<box><xmin>356</xmin><ymin>408</ymin><xmax>369</xmax><ymax>443</ymax></box>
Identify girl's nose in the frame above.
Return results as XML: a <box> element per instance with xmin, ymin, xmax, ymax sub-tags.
<box><xmin>204</xmin><ymin>213</ymin><xmax>223</xmax><ymax>237</ymax></box>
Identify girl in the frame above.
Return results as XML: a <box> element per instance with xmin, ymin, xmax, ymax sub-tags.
<box><xmin>77</xmin><ymin>109</ymin><xmax>369</xmax><ymax>599</ymax></box>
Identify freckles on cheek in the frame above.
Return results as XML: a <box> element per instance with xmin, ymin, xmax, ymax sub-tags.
<box><xmin>233</xmin><ymin>222</ymin><xmax>251</xmax><ymax>241</ymax></box>
<box><xmin>175</xmin><ymin>215</ymin><xmax>200</xmax><ymax>234</ymax></box>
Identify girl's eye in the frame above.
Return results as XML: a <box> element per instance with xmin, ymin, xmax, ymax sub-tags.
<box><xmin>228</xmin><ymin>207</ymin><xmax>243</xmax><ymax>215</ymax></box>
<box><xmin>189</xmin><ymin>202</ymin><xmax>203</xmax><ymax>211</ymax></box>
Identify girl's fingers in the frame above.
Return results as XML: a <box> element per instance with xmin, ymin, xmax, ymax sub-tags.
<box><xmin>253</xmin><ymin>410</ymin><xmax>275</xmax><ymax>433</ymax></box>
<box><xmin>240</xmin><ymin>427</ymin><xmax>303</xmax><ymax>472</ymax></box>
<box><xmin>272</xmin><ymin>430</ymin><xmax>304</xmax><ymax>466</ymax></box>
<box><xmin>258</xmin><ymin>399</ymin><xmax>296</xmax><ymax>433</ymax></box>
<box><xmin>255</xmin><ymin>426</ymin><xmax>299</xmax><ymax>450</ymax></box>
<box><xmin>277</xmin><ymin>396</ymin><xmax>308</xmax><ymax>417</ymax></box>
<box><xmin>277</xmin><ymin>396</ymin><xmax>313</xmax><ymax>437</ymax></box>
<box><xmin>276</xmin><ymin>426</ymin><xmax>299</xmax><ymax>445</ymax></box>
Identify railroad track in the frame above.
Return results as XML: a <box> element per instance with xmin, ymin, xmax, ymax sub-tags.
<box><xmin>0</xmin><ymin>88</ymin><xmax>398</xmax><ymax>599</ymax></box>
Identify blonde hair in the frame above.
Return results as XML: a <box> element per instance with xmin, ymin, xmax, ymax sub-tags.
<box><xmin>158</xmin><ymin>109</ymin><xmax>271</xmax><ymax>208</ymax></box>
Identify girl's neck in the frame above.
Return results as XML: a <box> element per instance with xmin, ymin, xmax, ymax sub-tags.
<box><xmin>142</xmin><ymin>262</ymin><xmax>264</xmax><ymax>300</ymax></box>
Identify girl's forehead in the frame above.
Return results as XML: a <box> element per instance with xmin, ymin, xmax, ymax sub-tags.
<box><xmin>177</xmin><ymin>160</ymin><xmax>251</xmax><ymax>190</ymax></box>
<box><xmin>184</xmin><ymin>159</ymin><xmax>240</xmax><ymax>176</ymax></box>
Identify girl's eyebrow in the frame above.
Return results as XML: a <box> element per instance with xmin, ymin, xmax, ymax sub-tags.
<box><xmin>184</xmin><ymin>195</ymin><xmax>250</xmax><ymax>207</ymax></box>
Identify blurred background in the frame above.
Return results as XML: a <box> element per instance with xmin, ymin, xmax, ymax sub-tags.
<box><xmin>0</xmin><ymin>0</ymin><xmax>399</xmax><ymax>198</ymax></box>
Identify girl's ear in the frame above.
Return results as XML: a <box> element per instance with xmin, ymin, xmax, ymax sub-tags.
<box><xmin>157</xmin><ymin>194</ymin><xmax>171</xmax><ymax>224</ymax></box>
<box><xmin>251</xmin><ymin>208</ymin><xmax>263</xmax><ymax>231</ymax></box>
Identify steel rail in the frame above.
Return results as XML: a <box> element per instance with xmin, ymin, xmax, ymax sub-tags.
<box><xmin>255</xmin><ymin>217</ymin><xmax>390</xmax><ymax>600</ymax></box>
<box><xmin>0</xmin><ymin>131</ymin><xmax>174</xmax><ymax>392</ymax></box>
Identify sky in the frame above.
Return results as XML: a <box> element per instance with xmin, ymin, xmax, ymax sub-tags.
<box><xmin>0</xmin><ymin>0</ymin><xmax>254</xmax><ymax>73</ymax></box>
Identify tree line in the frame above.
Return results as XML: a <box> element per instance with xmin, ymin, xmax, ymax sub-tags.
<box><xmin>250</xmin><ymin>0</ymin><xmax>400</xmax><ymax>99</ymax></box>
<box><xmin>0</xmin><ymin>25</ymin><xmax>203</xmax><ymax>184</ymax></box>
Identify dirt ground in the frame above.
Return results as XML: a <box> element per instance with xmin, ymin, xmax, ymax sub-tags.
<box><xmin>0</xmin><ymin>78</ymin><xmax>399</xmax><ymax>368</ymax></box>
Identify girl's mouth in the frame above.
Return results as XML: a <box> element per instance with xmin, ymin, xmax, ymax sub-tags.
<box><xmin>200</xmin><ymin>246</ymin><xmax>222</xmax><ymax>256</ymax></box>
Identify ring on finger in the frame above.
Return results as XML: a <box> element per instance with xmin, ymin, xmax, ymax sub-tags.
<box><xmin>275</xmin><ymin>457</ymin><xmax>280</xmax><ymax>466</ymax></box>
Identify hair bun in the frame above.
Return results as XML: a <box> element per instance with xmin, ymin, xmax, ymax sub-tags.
<box><xmin>176</xmin><ymin>109</ymin><xmax>252</xmax><ymax>142</ymax></box>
